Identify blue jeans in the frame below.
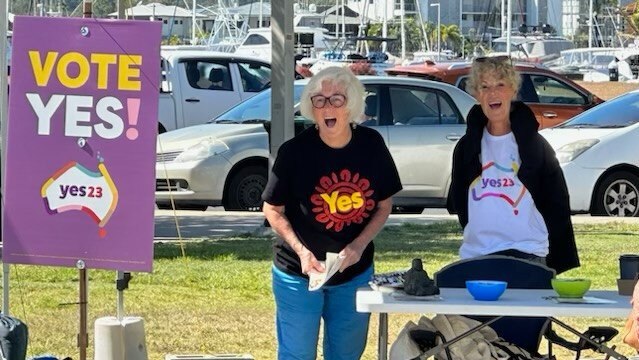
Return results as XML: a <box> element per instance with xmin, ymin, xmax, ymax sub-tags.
<box><xmin>272</xmin><ymin>264</ymin><xmax>373</xmax><ymax>360</ymax></box>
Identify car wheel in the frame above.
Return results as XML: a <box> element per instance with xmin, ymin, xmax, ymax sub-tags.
<box><xmin>392</xmin><ymin>206</ymin><xmax>424</xmax><ymax>214</ymax></box>
<box><xmin>225</xmin><ymin>165</ymin><xmax>267</xmax><ymax>211</ymax></box>
<box><xmin>592</xmin><ymin>171</ymin><xmax>639</xmax><ymax>217</ymax></box>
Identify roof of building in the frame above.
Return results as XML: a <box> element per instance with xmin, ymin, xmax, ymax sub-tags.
<box><xmin>231</xmin><ymin>2</ymin><xmax>272</xmax><ymax>16</ymax></box>
<box><xmin>108</xmin><ymin>3</ymin><xmax>205</xmax><ymax>18</ymax></box>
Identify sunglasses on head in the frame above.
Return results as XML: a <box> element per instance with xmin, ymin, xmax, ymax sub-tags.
<box><xmin>474</xmin><ymin>55</ymin><xmax>512</xmax><ymax>64</ymax></box>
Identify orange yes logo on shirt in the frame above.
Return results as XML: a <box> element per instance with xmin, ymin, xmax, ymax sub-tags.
<box><xmin>319</xmin><ymin>191</ymin><xmax>364</xmax><ymax>213</ymax></box>
<box><xmin>310</xmin><ymin>169</ymin><xmax>376</xmax><ymax>232</ymax></box>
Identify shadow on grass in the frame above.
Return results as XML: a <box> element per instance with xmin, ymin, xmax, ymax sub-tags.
<box><xmin>153</xmin><ymin>222</ymin><xmax>463</xmax><ymax>262</ymax></box>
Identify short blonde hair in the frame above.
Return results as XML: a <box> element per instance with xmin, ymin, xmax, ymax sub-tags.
<box><xmin>299</xmin><ymin>66</ymin><xmax>365</xmax><ymax>124</ymax></box>
<box><xmin>467</xmin><ymin>57</ymin><xmax>521</xmax><ymax>98</ymax></box>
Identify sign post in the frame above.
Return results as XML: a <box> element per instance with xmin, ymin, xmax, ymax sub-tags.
<box><xmin>0</xmin><ymin>0</ymin><xmax>9</xmax><ymax>317</ymax></box>
<box><xmin>4</xmin><ymin>16</ymin><xmax>161</xmax><ymax>359</ymax></box>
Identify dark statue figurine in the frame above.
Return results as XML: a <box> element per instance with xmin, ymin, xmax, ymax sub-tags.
<box><xmin>403</xmin><ymin>258</ymin><xmax>440</xmax><ymax>296</ymax></box>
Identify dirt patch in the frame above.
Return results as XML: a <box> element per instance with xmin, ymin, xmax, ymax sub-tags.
<box><xmin>576</xmin><ymin>81</ymin><xmax>639</xmax><ymax>100</ymax></box>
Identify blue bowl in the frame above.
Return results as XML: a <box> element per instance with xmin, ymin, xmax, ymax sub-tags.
<box><xmin>466</xmin><ymin>280</ymin><xmax>508</xmax><ymax>301</ymax></box>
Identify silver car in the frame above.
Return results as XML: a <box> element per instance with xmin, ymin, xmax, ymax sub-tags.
<box><xmin>155</xmin><ymin>76</ymin><xmax>477</xmax><ymax>212</ymax></box>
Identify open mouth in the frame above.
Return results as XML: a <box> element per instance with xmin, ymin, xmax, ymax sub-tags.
<box><xmin>489</xmin><ymin>101</ymin><xmax>502</xmax><ymax>110</ymax></box>
<box><xmin>324</xmin><ymin>117</ymin><xmax>337</xmax><ymax>128</ymax></box>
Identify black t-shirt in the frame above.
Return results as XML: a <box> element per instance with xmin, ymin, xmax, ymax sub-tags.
<box><xmin>262</xmin><ymin>126</ymin><xmax>402</xmax><ymax>285</ymax></box>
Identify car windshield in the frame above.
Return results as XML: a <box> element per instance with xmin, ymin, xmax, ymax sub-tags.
<box><xmin>212</xmin><ymin>84</ymin><xmax>306</xmax><ymax>123</ymax></box>
<box><xmin>558</xmin><ymin>92</ymin><xmax>639</xmax><ymax>129</ymax></box>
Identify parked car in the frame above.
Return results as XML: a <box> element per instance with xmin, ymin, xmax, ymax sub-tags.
<box><xmin>155</xmin><ymin>76</ymin><xmax>477</xmax><ymax>212</ymax></box>
<box><xmin>540</xmin><ymin>89</ymin><xmax>639</xmax><ymax>217</ymax></box>
<box><xmin>386</xmin><ymin>61</ymin><xmax>603</xmax><ymax>129</ymax></box>
<box><xmin>158</xmin><ymin>50</ymin><xmax>281</xmax><ymax>133</ymax></box>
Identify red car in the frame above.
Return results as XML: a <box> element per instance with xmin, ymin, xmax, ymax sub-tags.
<box><xmin>386</xmin><ymin>61</ymin><xmax>603</xmax><ymax>129</ymax></box>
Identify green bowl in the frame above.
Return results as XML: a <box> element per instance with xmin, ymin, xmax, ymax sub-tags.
<box><xmin>551</xmin><ymin>278</ymin><xmax>591</xmax><ymax>298</ymax></box>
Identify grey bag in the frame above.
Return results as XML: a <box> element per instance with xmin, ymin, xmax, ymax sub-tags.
<box><xmin>0</xmin><ymin>314</ymin><xmax>28</xmax><ymax>360</ymax></box>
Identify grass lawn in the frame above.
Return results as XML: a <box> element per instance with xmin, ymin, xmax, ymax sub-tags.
<box><xmin>4</xmin><ymin>221</ymin><xmax>639</xmax><ymax>359</ymax></box>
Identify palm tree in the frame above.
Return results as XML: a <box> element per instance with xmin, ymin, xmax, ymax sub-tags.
<box><xmin>440</xmin><ymin>24</ymin><xmax>462</xmax><ymax>53</ymax></box>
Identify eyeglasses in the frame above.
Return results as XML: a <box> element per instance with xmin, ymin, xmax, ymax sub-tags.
<box><xmin>310</xmin><ymin>94</ymin><xmax>346</xmax><ymax>109</ymax></box>
<box><xmin>474</xmin><ymin>55</ymin><xmax>512</xmax><ymax>65</ymax></box>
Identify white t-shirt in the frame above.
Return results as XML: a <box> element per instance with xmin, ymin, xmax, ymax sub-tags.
<box><xmin>460</xmin><ymin>128</ymin><xmax>549</xmax><ymax>259</ymax></box>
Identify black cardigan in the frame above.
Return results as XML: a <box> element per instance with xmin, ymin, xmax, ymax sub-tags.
<box><xmin>447</xmin><ymin>101</ymin><xmax>579</xmax><ymax>274</ymax></box>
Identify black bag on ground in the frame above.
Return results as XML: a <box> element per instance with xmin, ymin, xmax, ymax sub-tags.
<box><xmin>0</xmin><ymin>313</ymin><xmax>28</xmax><ymax>360</ymax></box>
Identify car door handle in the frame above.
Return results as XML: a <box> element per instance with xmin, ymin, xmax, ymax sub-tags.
<box><xmin>185</xmin><ymin>98</ymin><xmax>200</xmax><ymax>103</ymax></box>
<box><xmin>446</xmin><ymin>134</ymin><xmax>462</xmax><ymax>141</ymax></box>
<box><xmin>542</xmin><ymin>111</ymin><xmax>557</xmax><ymax>118</ymax></box>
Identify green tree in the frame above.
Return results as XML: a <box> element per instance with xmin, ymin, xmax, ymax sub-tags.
<box><xmin>441</xmin><ymin>24</ymin><xmax>462</xmax><ymax>52</ymax></box>
<box><xmin>366</xmin><ymin>16</ymin><xmax>425</xmax><ymax>55</ymax></box>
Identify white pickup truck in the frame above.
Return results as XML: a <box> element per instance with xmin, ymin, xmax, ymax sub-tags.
<box><xmin>158</xmin><ymin>50</ymin><xmax>274</xmax><ymax>133</ymax></box>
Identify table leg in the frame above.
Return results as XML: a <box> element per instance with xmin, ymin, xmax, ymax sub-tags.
<box><xmin>549</xmin><ymin>317</ymin><xmax>628</xmax><ymax>360</ymax></box>
<box><xmin>379</xmin><ymin>313</ymin><xmax>388</xmax><ymax>360</ymax></box>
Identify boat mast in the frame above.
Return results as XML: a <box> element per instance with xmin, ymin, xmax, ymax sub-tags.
<box><xmin>400</xmin><ymin>0</ymin><xmax>406</xmax><ymax>59</ymax></box>
<box><xmin>259</xmin><ymin>0</ymin><xmax>263</xmax><ymax>28</ymax></box>
<box><xmin>335</xmin><ymin>0</ymin><xmax>339</xmax><ymax>39</ymax></box>
<box><xmin>501</xmin><ymin>0</ymin><xmax>506</xmax><ymax>36</ymax></box>
<box><xmin>506</xmin><ymin>0</ymin><xmax>512</xmax><ymax>55</ymax></box>
<box><xmin>588</xmin><ymin>0</ymin><xmax>593</xmax><ymax>50</ymax></box>
<box><xmin>382</xmin><ymin>0</ymin><xmax>388</xmax><ymax>53</ymax></box>
<box><xmin>191</xmin><ymin>0</ymin><xmax>196</xmax><ymax>44</ymax></box>
<box><xmin>414</xmin><ymin>0</ymin><xmax>429</xmax><ymax>52</ymax></box>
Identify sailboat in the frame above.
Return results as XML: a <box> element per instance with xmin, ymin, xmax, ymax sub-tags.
<box><xmin>205</xmin><ymin>3</ymin><xmax>249</xmax><ymax>52</ymax></box>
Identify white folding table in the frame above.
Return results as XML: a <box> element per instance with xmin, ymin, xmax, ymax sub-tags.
<box><xmin>356</xmin><ymin>287</ymin><xmax>632</xmax><ymax>360</ymax></box>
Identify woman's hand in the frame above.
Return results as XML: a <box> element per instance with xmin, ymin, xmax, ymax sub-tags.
<box><xmin>338</xmin><ymin>242</ymin><xmax>365</xmax><ymax>272</ymax></box>
<box><xmin>298</xmin><ymin>246</ymin><xmax>325</xmax><ymax>275</ymax></box>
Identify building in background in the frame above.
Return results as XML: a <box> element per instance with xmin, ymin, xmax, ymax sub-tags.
<box><xmin>107</xmin><ymin>3</ymin><xmax>204</xmax><ymax>41</ymax></box>
<box><xmin>345</xmin><ymin>0</ymin><xmax>633</xmax><ymax>42</ymax></box>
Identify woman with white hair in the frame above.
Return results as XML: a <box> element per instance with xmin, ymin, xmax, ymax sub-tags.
<box><xmin>262</xmin><ymin>66</ymin><xmax>402</xmax><ymax>360</ymax></box>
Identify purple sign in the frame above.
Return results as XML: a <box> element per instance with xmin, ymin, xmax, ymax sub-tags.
<box><xmin>3</xmin><ymin>17</ymin><xmax>161</xmax><ymax>272</ymax></box>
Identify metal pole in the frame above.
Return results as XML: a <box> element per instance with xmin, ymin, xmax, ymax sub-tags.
<box><xmin>460</xmin><ymin>0</ymin><xmax>464</xmax><ymax>58</ymax></box>
<box><xmin>0</xmin><ymin>0</ymin><xmax>8</xmax><ymax>317</ymax></box>
<box><xmin>259</xmin><ymin>0</ymin><xmax>263</xmax><ymax>28</ymax></box>
<box><xmin>506</xmin><ymin>0</ymin><xmax>512</xmax><ymax>54</ymax></box>
<box><xmin>269</xmin><ymin>0</ymin><xmax>294</xmax><ymax>160</ymax></box>
<box><xmin>117</xmin><ymin>0</ymin><xmax>125</xmax><ymax>18</ymax></box>
<box><xmin>341</xmin><ymin>0</ymin><xmax>345</xmax><ymax>38</ymax></box>
<box><xmin>400</xmin><ymin>0</ymin><xmax>405</xmax><ymax>60</ymax></box>
<box><xmin>191</xmin><ymin>0</ymin><xmax>196</xmax><ymax>44</ymax></box>
<box><xmin>78</xmin><ymin>267</ymin><xmax>88</xmax><ymax>360</ymax></box>
<box><xmin>82</xmin><ymin>0</ymin><xmax>91</xmax><ymax>18</ymax></box>
<box><xmin>501</xmin><ymin>0</ymin><xmax>506</xmax><ymax>36</ymax></box>
<box><xmin>430</xmin><ymin>3</ymin><xmax>440</xmax><ymax>60</ymax></box>
<box><xmin>382</xmin><ymin>0</ymin><xmax>387</xmax><ymax>52</ymax></box>
<box><xmin>459</xmin><ymin>0</ymin><xmax>463</xmax><ymax>36</ymax></box>
<box><xmin>116</xmin><ymin>271</ymin><xmax>125</xmax><ymax>321</ymax></box>
<box><xmin>588</xmin><ymin>0</ymin><xmax>593</xmax><ymax>49</ymax></box>
<box><xmin>2</xmin><ymin>266</ymin><xmax>8</xmax><ymax>315</ymax></box>
<box><xmin>437</xmin><ymin>4</ymin><xmax>440</xmax><ymax>58</ymax></box>
<box><xmin>335</xmin><ymin>0</ymin><xmax>339</xmax><ymax>38</ymax></box>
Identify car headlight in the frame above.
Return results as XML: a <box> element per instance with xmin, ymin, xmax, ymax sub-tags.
<box><xmin>174</xmin><ymin>139</ymin><xmax>229</xmax><ymax>162</ymax></box>
<box><xmin>555</xmin><ymin>139</ymin><xmax>599</xmax><ymax>163</ymax></box>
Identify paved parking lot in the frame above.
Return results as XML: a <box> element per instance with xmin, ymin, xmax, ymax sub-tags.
<box><xmin>154</xmin><ymin>208</ymin><xmax>639</xmax><ymax>240</ymax></box>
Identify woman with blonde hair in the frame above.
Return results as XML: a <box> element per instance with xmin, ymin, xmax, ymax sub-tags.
<box><xmin>447</xmin><ymin>56</ymin><xmax>579</xmax><ymax>275</ymax></box>
<box><xmin>263</xmin><ymin>66</ymin><xmax>402</xmax><ymax>359</ymax></box>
